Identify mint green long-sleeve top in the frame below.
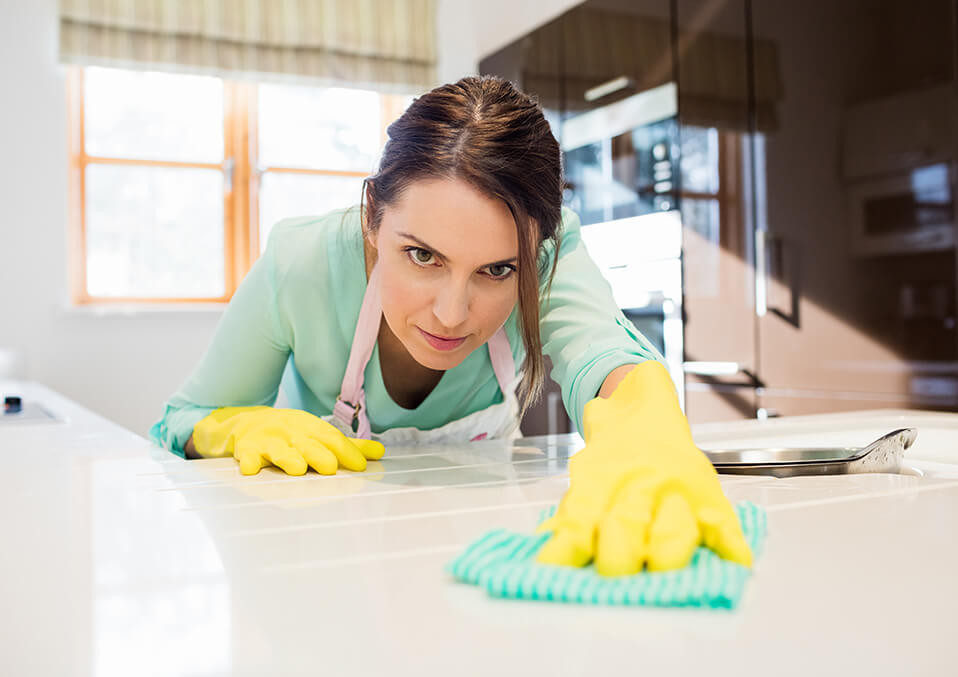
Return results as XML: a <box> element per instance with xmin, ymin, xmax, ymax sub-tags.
<box><xmin>149</xmin><ymin>205</ymin><xmax>664</xmax><ymax>457</ymax></box>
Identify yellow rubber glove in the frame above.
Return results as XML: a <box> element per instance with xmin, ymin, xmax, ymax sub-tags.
<box><xmin>191</xmin><ymin>406</ymin><xmax>385</xmax><ymax>476</ymax></box>
<box><xmin>536</xmin><ymin>361</ymin><xmax>753</xmax><ymax>575</ymax></box>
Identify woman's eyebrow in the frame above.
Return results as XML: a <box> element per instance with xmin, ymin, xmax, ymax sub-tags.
<box><xmin>396</xmin><ymin>231</ymin><xmax>518</xmax><ymax>266</ymax></box>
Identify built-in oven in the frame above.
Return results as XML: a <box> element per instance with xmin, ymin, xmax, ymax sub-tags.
<box><xmin>561</xmin><ymin>82</ymin><xmax>680</xmax><ymax>224</ymax></box>
<box><xmin>579</xmin><ymin>212</ymin><xmax>685</xmax><ymax>402</ymax></box>
<box><xmin>519</xmin><ymin>211</ymin><xmax>685</xmax><ymax>436</ymax></box>
<box><xmin>518</xmin><ymin>82</ymin><xmax>686</xmax><ymax>435</ymax></box>
<box><xmin>561</xmin><ymin>80</ymin><xmax>685</xmax><ymax>394</ymax></box>
<box><xmin>849</xmin><ymin>162</ymin><xmax>955</xmax><ymax>257</ymax></box>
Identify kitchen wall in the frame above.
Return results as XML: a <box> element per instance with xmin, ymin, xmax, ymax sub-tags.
<box><xmin>0</xmin><ymin>0</ymin><xmax>582</xmax><ymax>436</ymax></box>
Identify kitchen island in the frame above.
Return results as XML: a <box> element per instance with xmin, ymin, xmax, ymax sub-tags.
<box><xmin>1</xmin><ymin>379</ymin><xmax>955</xmax><ymax>676</ymax></box>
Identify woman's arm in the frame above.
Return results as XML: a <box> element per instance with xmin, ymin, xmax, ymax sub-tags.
<box><xmin>597</xmin><ymin>363</ymin><xmax>639</xmax><ymax>399</ymax></box>
<box><xmin>149</xmin><ymin>243</ymin><xmax>293</xmax><ymax>457</ymax></box>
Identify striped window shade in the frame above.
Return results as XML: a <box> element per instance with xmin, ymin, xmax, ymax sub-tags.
<box><xmin>59</xmin><ymin>0</ymin><xmax>437</xmax><ymax>92</ymax></box>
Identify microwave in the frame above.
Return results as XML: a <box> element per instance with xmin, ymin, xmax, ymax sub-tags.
<box><xmin>848</xmin><ymin>163</ymin><xmax>955</xmax><ymax>257</ymax></box>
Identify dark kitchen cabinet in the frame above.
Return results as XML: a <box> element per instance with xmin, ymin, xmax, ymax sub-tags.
<box><xmin>676</xmin><ymin>0</ymin><xmax>958</xmax><ymax>421</ymax></box>
<box><xmin>748</xmin><ymin>0</ymin><xmax>958</xmax><ymax>418</ymax></box>
<box><xmin>481</xmin><ymin>0</ymin><xmax>958</xmax><ymax>430</ymax></box>
<box><xmin>482</xmin><ymin>1</ymin><xmax>682</xmax><ymax>435</ymax></box>
<box><xmin>672</xmin><ymin>0</ymin><xmax>763</xmax><ymax>421</ymax></box>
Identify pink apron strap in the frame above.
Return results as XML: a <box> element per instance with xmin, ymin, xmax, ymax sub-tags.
<box><xmin>487</xmin><ymin>327</ymin><xmax>517</xmax><ymax>395</ymax></box>
<box><xmin>332</xmin><ymin>264</ymin><xmax>381</xmax><ymax>438</ymax></box>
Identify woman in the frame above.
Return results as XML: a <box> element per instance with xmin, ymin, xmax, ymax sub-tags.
<box><xmin>150</xmin><ymin>76</ymin><xmax>751</xmax><ymax>575</ymax></box>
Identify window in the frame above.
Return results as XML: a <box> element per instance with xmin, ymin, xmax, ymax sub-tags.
<box><xmin>679</xmin><ymin>125</ymin><xmax>747</xmax><ymax>258</ymax></box>
<box><xmin>66</xmin><ymin>66</ymin><xmax>412</xmax><ymax>304</ymax></box>
<box><xmin>677</xmin><ymin>125</ymin><xmax>750</xmax><ymax>301</ymax></box>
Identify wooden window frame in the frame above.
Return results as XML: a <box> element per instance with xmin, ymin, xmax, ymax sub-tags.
<box><xmin>66</xmin><ymin>65</ymin><xmax>403</xmax><ymax>306</ymax></box>
<box><xmin>679</xmin><ymin>128</ymin><xmax>745</xmax><ymax>257</ymax></box>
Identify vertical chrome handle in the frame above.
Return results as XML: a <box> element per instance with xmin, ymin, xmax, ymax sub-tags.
<box><xmin>756</xmin><ymin>230</ymin><xmax>801</xmax><ymax>328</ymax></box>
<box><xmin>683</xmin><ymin>361</ymin><xmax>742</xmax><ymax>376</ymax></box>
<box><xmin>755</xmin><ymin>229</ymin><xmax>768</xmax><ymax>317</ymax></box>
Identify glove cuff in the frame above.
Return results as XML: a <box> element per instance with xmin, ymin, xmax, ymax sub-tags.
<box><xmin>192</xmin><ymin>406</ymin><xmax>270</xmax><ymax>458</ymax></box>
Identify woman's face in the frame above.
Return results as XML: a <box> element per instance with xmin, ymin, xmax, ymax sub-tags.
<box><xmin>367</xmin><ymin>177</ymin><xmax>520</xmax><ymax>371</ymax></box>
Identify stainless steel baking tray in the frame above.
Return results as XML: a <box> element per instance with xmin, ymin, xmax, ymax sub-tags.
<box><xmin>702</xmin><ymin>428</ymin><xmax>917</xmax><ymax>478</ymax></box>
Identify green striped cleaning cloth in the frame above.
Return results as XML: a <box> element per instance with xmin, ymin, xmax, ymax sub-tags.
<box><xmin>446</xmin><ymin>501</ymin><xmax>766</xmax><ymax>609</ymax></box>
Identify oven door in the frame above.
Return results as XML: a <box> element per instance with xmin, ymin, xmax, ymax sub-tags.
<box><xmin>520</xmin><ymin>293</ymin><xmax>685</xmax><ymax>437</ymax></box>
<box><xmin>620</xmin><ymin>292</ymin><xmax>685</xmax><ymax>406</ymax></box>
<box><xmin>849</xmin><ymin>163</ymin><xmax>955</xmax><ymax>257</ymax></box>
<box><xmin>622</xmin><ymin>304</ymin><xmax>665</xmax><ymax>356</ymax></box>
<box><xmin>601</xmin><ymin>259</ymin><xmax>685</xmax><ymax>401</ymax></box>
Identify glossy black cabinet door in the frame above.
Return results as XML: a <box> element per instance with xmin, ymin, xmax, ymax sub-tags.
<box><xmin>673</xmin><ymin>0</ymin><xmax>762</xmax><ymax>422</ymax></box>
<box><xmin>481</xmin><ymin>0</ymin><xmax>958</xmax><ymax>430</ymax></box>
<box><xmin>749</xmin><ymin>0</ymin><xmax>958</xmax><ymax>416</ymax></box>
<box><xmin>480</xmin><ymin>0</ymin><xmax>678</xmax><ymax>435</ymax></box>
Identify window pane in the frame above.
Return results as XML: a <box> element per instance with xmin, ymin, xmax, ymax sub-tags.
<box><xmin>680</xmin><ymin>126</ymin><xmax>719</xmax><ymax>194</ymax></box>
<box><xmin>259</xmin><ymin>173</ymin><xmax>365</xmax><ymax>251</ymax></box>
<box><xmin>681</xmin><ymin>197</ymin><xmax>721</xmax><ymax>298</ymax></box>
<box><xmin>258</xmin><ymin>84</ymin><xmax>382</xmax><ymax>172</ymax></box>
<box><xmin>85</xmin><ymin>165</ymin><xmax>224</xmax><ymax>298</ymax></box>
<box><xmin>84</xmin><ymin>67</ymin><xmax>224</xmax><ymax>163</ymax></box>
<box><xmin>680</xmin><ymin>197</ymin><xmax>720</xmax><ymax>243</ymax></box>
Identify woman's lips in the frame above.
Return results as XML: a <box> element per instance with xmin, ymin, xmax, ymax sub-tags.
<box><xmin>418</xmin><ymin>328</ymin><xmax>467</xmax><ymax>351</ymax></box>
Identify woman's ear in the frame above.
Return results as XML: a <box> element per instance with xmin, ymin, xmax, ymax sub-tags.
<box><xmin>365</xmin><ymin>227</ymin><xmax>379</xmax><ymax>250</ymax></box>
<box><xmin>363</xmin><ymin>184</ymin><xmax>378</xmax><ymax>249</ymax></box>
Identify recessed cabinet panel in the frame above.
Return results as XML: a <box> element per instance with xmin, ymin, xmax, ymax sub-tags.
<box><xmin>675</xmin><ymin>0</ymin><xmax>759</xmax><ymax>423</ymax></box>
<box><xmin>751</xmin><ymin>0</ymin><xmax>958</xmax><ymax>405</ymax></box>
<box><xmin>685</xmin><ymin>384</ymin><xmax>758</xmax><ymax>424</ymax></box>
<box><xmin>482</xmin><ymin>0</ymin><xmax>958</xmax><ymax>430</ymax></box>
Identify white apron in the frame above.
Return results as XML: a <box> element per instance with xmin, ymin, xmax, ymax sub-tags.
<box><xmin>323</xmin><ymin>262</ymin><xmax>522</xmax><ymax>445</ymax></box>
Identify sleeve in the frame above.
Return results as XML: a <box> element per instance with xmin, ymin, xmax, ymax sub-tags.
<box><xmin>539</xmin><ymin>207</ymin><xmax>666</xmax><ymax>437</ymax></box>
<box><xmin>148</xmin><ymin>244</ymin><xmax>292</xmax><ymax>458</ymax></box>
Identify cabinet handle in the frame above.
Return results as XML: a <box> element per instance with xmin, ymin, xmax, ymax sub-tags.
<box><xmin>756</xmin><ymin>230</ymin><xmax>801</xmax><ymax>328</ymax></box>
<box><xmin>756</xmin><ymin>230</ymin><xmax>768</xmax><ymax>317</ymax></box>
<box><xmin>683</xmin><ymin>362</ymin><xmax>765</xmax><ymax>388</ymax></box>
<box><xmin>683</xmin><ymin>361</ymin><xmax>741</xmax><ymax>376</ymax></box>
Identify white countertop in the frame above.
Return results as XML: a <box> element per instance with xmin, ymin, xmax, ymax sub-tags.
<box><xmin>1</xmin><ymin>379</ymin><xmax>956</xmax><ymax>676</ymax></box>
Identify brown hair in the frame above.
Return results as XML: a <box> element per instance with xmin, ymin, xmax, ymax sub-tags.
<box><xmin>361</xmin><ymin>75</ymin><xmax>563</xmax><ymax>419</ymax></box>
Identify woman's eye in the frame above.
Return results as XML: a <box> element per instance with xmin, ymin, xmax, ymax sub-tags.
<box><xmin>406</xmin><ymin>247</ymin><xmax>435</xmax><ymax>266</ymax></box>
<box><xmin>405</xmin><ymin>246</ymin><xmax>514</xmax><ymax>279</ymax></box>
<box><xmin>486</xmin><ymin>264</ymin><xmax>515</xmax><ymax>279</ymax></box>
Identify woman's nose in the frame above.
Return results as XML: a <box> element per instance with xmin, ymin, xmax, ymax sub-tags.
<box><xmin>432</xmin><ymin>278</ymin><xmax>471</xmax><ymax>330</ymax></box>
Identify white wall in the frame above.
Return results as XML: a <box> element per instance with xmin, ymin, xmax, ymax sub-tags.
<box><xmin>454</xmin><ymin>0</ymin><xmax>583</xmax><ymax>62</ymax></box>
<box><xmin>0</xmin><ymin>0</ymin><xmax>582</xmax><ymax>436</ymax></box>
